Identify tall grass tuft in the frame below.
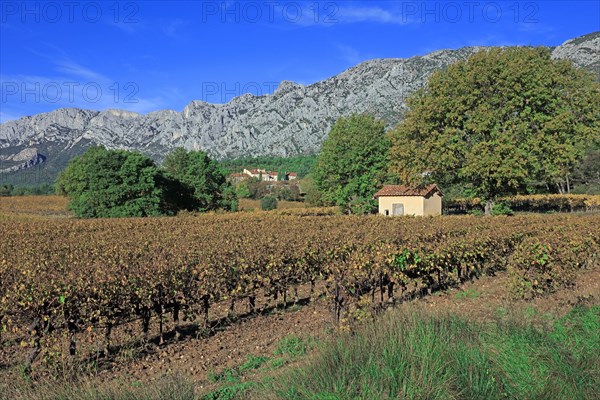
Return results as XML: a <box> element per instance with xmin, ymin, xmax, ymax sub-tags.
<box><xmin>1</xmin><ymin>373</ymin><xmax>197</xmax><ymax>400</ymax></box>
<box><xmin>265</xmin><ymin>305</ymin><xmax>600</xmax><ymax>400</ymax></box>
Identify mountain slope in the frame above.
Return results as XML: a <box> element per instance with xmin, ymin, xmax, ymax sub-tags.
<box><xmin>1</xmin><ymin>32</ymin><xmax>598</xmax><ymax>185</ymax></box>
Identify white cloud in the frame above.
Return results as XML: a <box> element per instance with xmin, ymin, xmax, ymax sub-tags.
<box><xmin>161</xmin><ymin>19</ymin><xmax>187</xmax><ymax>38</ymax></box>
<box><xmin>336</xmin><ymin>5</ymin><xmax>413</xmax><ymax>25</ymax></box>
<box><xmin>54</xmin><ymin>61</ymin><xmax>110</xmax><ymax>83</ymax></box>
<box><xmin>337</xmin><ymin>44</ymin><xmax>362</xmax><ymax>65</ymax></box>
<box><xmin>269</xmin><ymin>2</ymin><xmax>414</xmax><ymax>28</ymax></box>
<box><xmin>1</xmin><ymin>57</ymin><xmax>166</xmax><ymax>120</ymax></box>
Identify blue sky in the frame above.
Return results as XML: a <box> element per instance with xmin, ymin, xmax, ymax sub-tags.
<box><xmin>1</xmin><ymin>0</ymin><xmax>598</xmax><ymax>122</ymax></box>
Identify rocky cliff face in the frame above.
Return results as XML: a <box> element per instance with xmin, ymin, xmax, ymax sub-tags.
<box><xmin>551</xmin><ymin>31</ymin><xmax>600</xmax><ymax>78</ymax></box>
<box><xmin>0</xmin><ymin>148</ymin><xmax>46</xmax><ymax>173</ymax></box>
<box><xmin>0</xmin><ymin>32</ymin><xmax>598</xmax><ymax>184</ymax></box>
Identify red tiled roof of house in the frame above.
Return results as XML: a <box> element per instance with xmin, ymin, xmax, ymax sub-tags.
<box><xmin>288</xmin><ymin>172</ymin><xmax>297</xmax><ymax>176</ymax></box>
<box><xmin>374</xmin><ymin>184</ymin><xmax>442</xmax><ymax>198</ymax></box>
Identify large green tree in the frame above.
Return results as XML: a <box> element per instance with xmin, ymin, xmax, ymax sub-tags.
<box><xmin>162</xmin><ymin>147</ymin><xmax>237</xmax><ymax>212</ymax></box>
<box><xmin>313</xmin><ymin>114</ymin><xmax>390</xmax><ymax>213</ymax></box>
<box><xmin>55</xmin><ymin>146</ymin><xmax>173</xmax><ymax>217</ymax></box>
<box><xmin>388</xmin><ymin>47</ymin><xmax>600</xmax><ymax>211</ymax></box>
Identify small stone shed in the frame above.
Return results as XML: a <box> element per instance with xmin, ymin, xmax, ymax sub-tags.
<box><xmin>374</xmin><ymin>184</ymin><xmax>443</xmax><ymax>216</ymax></box>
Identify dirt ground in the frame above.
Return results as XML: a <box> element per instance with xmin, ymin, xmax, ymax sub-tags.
<box><xmin>418</xmin><ymin>266</ymin><xmax>600</xmax><ymax>320</ymax></box>
<box><xmin>100</xmin><ymin>296</ymin><xmax>333</xmax><ymax>386</ymax></box>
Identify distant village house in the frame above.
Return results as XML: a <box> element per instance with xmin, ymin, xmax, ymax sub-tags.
<box><xmin>374</xmin><ymin>184</ymin><xmax>443</xmax><ymax>216</ymax></box>
<box><xmin>228</xmin><ymin>168</ymin><xmax>298</xmax><ymax>183</ymax></box>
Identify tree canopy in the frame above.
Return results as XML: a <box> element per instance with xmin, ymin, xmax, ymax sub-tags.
<box><xmin>388</xmin><ymin>47</ymin><xmax>600</xmax><ymax>206</ymax></box>
<box><xmin>313</xmin><ymin>114</ymin><xmax>390</xmax><ymax>213</ymax></box>
<box><xmin>162</xmin><ymin>147</ymin><xmax>237</xmax><ymax>212</ymax></box>
<box><xmin>55</xmin><ymin>146</ymin><xmax>171</xmax><ymax>218</ymax></box>
<box><xmin>56</xmin><ymin>146</ymin><xmax>236</xmax><ymax>218</ymax></box>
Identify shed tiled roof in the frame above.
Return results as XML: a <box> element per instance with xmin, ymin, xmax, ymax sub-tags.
<box><xmin>374</xmin><ymin>184</ymin><xmax>442</xmax><ymax>198</ymax></box>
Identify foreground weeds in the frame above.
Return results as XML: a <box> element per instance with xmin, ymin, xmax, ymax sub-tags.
<box><xmin>264</xmin><ymin>305</ymin><xmax>600</xmax><ymax>400</ymax></box>
<box><xmin>1</xmin><ymin>373</ymin><xmax>196</xmax><ymax>400</ymax></box>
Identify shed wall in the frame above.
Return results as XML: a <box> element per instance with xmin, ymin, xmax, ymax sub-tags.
<box><xmin>378</xmin><ymin>196</ymin><xmax>424</xmax><ymax>216</ymax></box>
<box><xmin>423</xmin><ymin>193</ymin><xmax>442</xmax><ymax>216</ymax></box>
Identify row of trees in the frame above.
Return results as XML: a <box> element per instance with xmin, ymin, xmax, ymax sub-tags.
<box><xmin>0</xmin><ymin>183</ymin><xmax>55</xmax><ymax>197</ymax></box>
<box><xmin>56</xmin><ymin>146</ymin><xmax>236</xmax><ymax>218</ymax></box>
<box><xmin>311</xmin><ymin>47</ymin><xmax>599</xmax><ymax>213</ymax></box>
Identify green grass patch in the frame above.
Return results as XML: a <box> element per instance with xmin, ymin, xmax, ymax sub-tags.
<box><xmin>454</xmin><ymin>287</ymin><xmax>480</xmax><ymax>299</ymax></box>
<box><xmin>209</xmin><ymin>354</ymin><xmax>270</xmax><ymax>384</ymax></box>
<box><xmin>268</xmin><ymin>357</ymin><xmax>288</xmax><ymax>369</ymax></box>
<box><xmin>203</xmin><ymin>337</ymin><xmax>316</xmax><ymax>399</ymax></box>
<box><xmin>203</xmin><ymin>354</ymin><xmax>271</xmax><ymax>399</ymax></box>
<box><xmin>200</xmin><ymin>382</ymin><xmax>254</xmax><ymax>400</ymax></box>
<box><xmin>265</xmin><ymin>305</ymin><xmax>600</xmax><ymax>400</ymax></box>
<box><xmin>239</xmin><ymin>355</ymin><xmax>269</xmax><ymax>373</ymax></box>
<box><xmin>274</xmin><ymin>335</ymin><xmax>314</xmax><ymax>358</ymax></box>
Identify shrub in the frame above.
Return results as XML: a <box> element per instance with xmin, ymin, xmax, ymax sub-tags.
<box><xmin>491</xmin><ymin>202</ymin><xmax>514</xmax><ymax>216</ymax></box>
<box><xmin>260</xmin><ymin>196</ymin><xmax>278</xmax><ymax>211</ymax></box>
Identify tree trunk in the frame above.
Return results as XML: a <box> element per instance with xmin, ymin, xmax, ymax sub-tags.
<box><xmin>484</xmin><ymin>200</ymin><xmax>494</xmax><ymax>216</ymax></box>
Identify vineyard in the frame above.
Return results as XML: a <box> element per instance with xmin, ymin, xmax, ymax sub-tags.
<box><xmin>1</xmin><ymin>208</ymin><xmax>598</xmax><ymax>375</ymax></box>
<box><xmin>445</xmin><ymin>194</ymin><xmax>600</xmax><ymax>213</ymax></box>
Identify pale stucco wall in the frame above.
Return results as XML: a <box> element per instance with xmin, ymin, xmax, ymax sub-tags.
<box><xmin>423</xmin><ymin>193</ymin><xmax>442</xmax><ymax>216</ymax></box>
<box><xmin>378</xmin><ymin>196</ymin><xmax>425</xmax><ymax>216</ymax></box>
